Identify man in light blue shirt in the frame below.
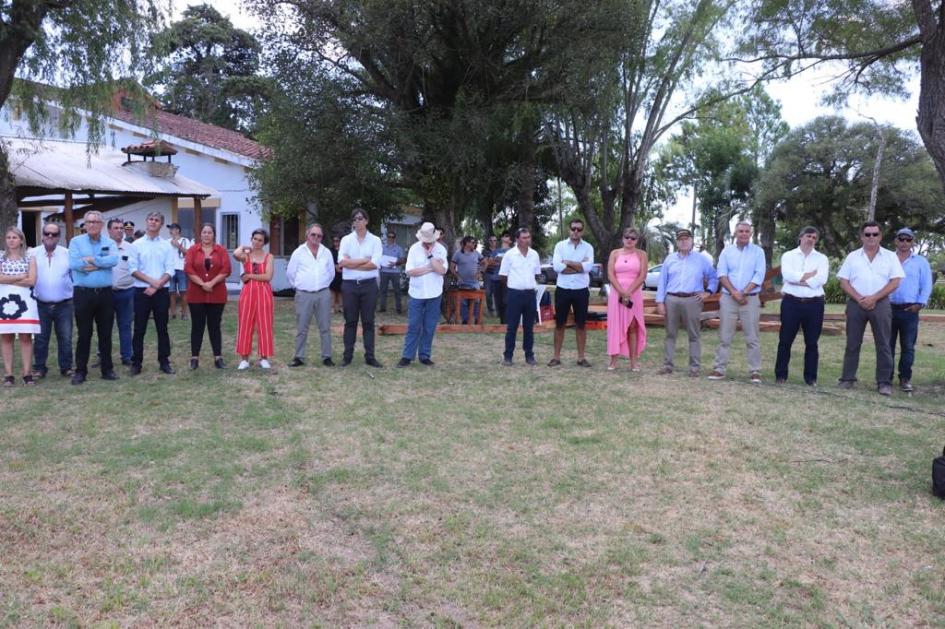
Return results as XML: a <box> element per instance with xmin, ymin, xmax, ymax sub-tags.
<box><xmin>888</xmin><ymin>227</ymin><xmax>933</xmax><ymax>392</ymax></box>
<box><xmin>68</xmin><ymin>210</ymin><xmax>119</xmax><ymax>384</ymax></box>
<box><xmin>709</xmin><ymin>221</ymin><xmax>767</xmax><ymax>383</ymax></box>
<box><xmin>378</xmin><ymin>230</ymin><xmax>405</xmax><ymax>314</ymax></box>
<box><xmin>128</xmin><ymin>211</ymin><xmax>177</xmax><ymax>375</ymax></box>
<box><xmin>656</xmin><ymin>228</ymin><xmax>718</xmax><ymax>376</ymax></box>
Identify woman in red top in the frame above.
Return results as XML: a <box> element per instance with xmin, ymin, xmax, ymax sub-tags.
<box><xmin>184</xmin><ymin>223</ymin><xmax>232</xmax><ymax>369</ymax></box>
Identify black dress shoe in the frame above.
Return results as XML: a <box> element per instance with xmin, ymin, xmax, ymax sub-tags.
<box><xmin>322</xmin><ymin>357</ymin><xmax>335</xmax><ymax>367</ymax></box>
<box><xmin>214</xmin><ymin>358</ymin><xmax>225</xmax><ymax>369</ymax></box>
<box><xmin>33</xmin><ymin>367</ymin><xmax>48</xmax><ymax>378</ymax></box>
<box><xmin>365</xmin><ymin>358</ymin><xmax>383</xmax><ymax>368</ymax></box>
<box><xmin>341</xmin><ymin>357</ymin><xmax>352</xmax><ymax>366</ymax></box>
<box><xmin>190</xmin><ymin>358</ymin><xmax>199</xmax><ymax>370</ymax></box>
<box><xmin>70</xmin><ymin>372</ymin><xmax>86</xmax><ymax>385</ymax></box>
<box><xmin>101</xmin><ymin>371</ymin><xmax>119</xmax><ymax>381</ymax></box>
<box><xmin>159</xmin><ymin>363</ymin><xmax>176</xmax><ymax>375</ymax></box>
<box><xmin>419</xmin><ymin>358</ymin><xmax>435</xmax><ymax>366</ymax></box>
<box><xmin>129</xmin><ymin>364</ymin><xmax>142</xmax><ymax>376</ymax></box>
<box><xmin>396</xmin><ymin>358</ymin><xmax>411</xmax><ymax>368</ymax></box>
<box><xmin>289</xmin><ymin>357</ymin><xmax>305</xmax><ymax>367</ymax></box>
<box><xmin>121</xmin><ymin>359</ymin><xmax>132</xmax><ymax>366</ymax></box>
<box><xmin>60</xmin><ymin>368</ymin><xmax>73</xmax><ymax>377</ymax></box>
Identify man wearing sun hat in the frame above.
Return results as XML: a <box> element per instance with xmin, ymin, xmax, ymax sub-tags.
<box><xmin>397</xmin><ymin>222</ymin><xmax>448</xmax><ymax>367</ymax></box>
<box><xmin>888</xmin><ymin>227</ymin><xmax>933</xmax><ymax>392</ymax></box>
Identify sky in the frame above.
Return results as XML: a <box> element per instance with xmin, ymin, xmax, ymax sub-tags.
<box><xmin>179</xmin><ymin>0</ymin><xmax>923</xmax><ymax>226</ymax></box>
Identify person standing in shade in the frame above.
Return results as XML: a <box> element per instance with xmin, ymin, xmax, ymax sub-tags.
<box><xmin>287</xmin><ymin>223</ymin><xmax>336</xmax><ymax>368</ymax></box>
<box><xmin>0</xmin><ymin>227</ymin><xmax>39</xmax><ymax>386</ymax></box>
<box><xmin>482</xmin><ymin>235</ymin><xmax>498</xmax><ymax>317</ymax></box>
<box><xmin>30</xmin><ymin>222</ymin><xmax>73</xmax><ymax>378</ymax></box>
<box><xmin>655</xmin><ymin>229</ymin><xmax>718</xmax><ymax>377</ymax></box>
<box><xmin>234</xmin><ymin>229</ymin><xmax>275</xmax><ymax>370</ymax></box>
<box><xmin>488</xmin><ymin>233</ymin><xmax>512</xmax><ymax>323</ymax></box>
<box><xmin>185</xmin><ymin>223</ymin><xmax>232</xmax><ymax>369</ymax></box>
<box><xmin>166</xmin><ymin>223</ymin><xmax>191</xmax><ymax>320</ymax></box>
<box><xmin>836</xmin><ymin>220</ymin><xmax>905</xmax><ymax>395</ymax></box>
<box><xmin>888</xmin><ymin>227</ymin><xmax>932</xmax><ymax>393</ymax></box>
<box><xmin>129</xmin><ymin>211</ymin><xmax>177</xmax><ymax>376</ymax></box>
<box><xmin>378</xmin><ymin>230</ymin><xmax>405</xmax><ymax>314</ymax></box>
<box><xmin>606</xmin><ymin>227</ymin><xmax>648</xmax><ymax>371</ymax></box>
<box><xmin>548</xmin><ymin>218</ymin><xmax>594</xmax><ymax>368</ymax></box>
<box><xmin>499</xmin><ymin>227</ymin><xmax>541</xmax><ymax>366</ymax></box>
<box><xmin>339</xmin><ymin>208</ymin><xmax>383</xmax><ymax>367</ymax></box>
<box><xmin>68</xmin><ymin>211</ymin><xmax>119</xmax><ymax>385</ymax></box>
<box><xmin>397</xmin><ymin>222</ymin><xmax>448</xmax><ymax>367</ymax></box>
<box><xmin>708</xmin><ymin>221</ymin><xmax>767</xmax><ymax>384</ymax></box>
<box><xmin>774</xmin><ymin>226</ymin><xmax>829</xmax><ymax>386</ymax></box>
<box><xmin>107</xmin><ymin>218</ymin><xmax>135</xmax><ymax>366</ymax></box>
<box><xmin>451</xmin><ymin>236</ymin><xmax>483</xmax><ymax>324</ymax></box>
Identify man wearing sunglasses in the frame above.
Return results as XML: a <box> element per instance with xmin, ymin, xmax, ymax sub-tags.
<box><xmin>836</xmin><ymin>221</ymin><xmax>905</xmax><ymax>395</ymax></box>
<box><xmin>547</xmin><ymin>219</ymin><xmax>594</xmax><ymax>367</ymax></box>
<box><xmin>30</xmin><ymin>222</ymin><xmax>73</xmax><ymax>378</ymax></box>
<box><xmin>887</xmin><ymin>227</ymin><xmax>932</xmax><ymax>393</ymax></box>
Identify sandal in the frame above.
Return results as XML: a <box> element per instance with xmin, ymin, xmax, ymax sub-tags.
<box><xmin>576</xmin><ymin>359</ymin><xmax>592</xmax><ymax>368</ymax></box>
<box><xmin>3</xmin><ymin>375</ymin><xmax>14</xmax><ymax>386</ymax></box>
<box><xmin>547</xmin><ymin>358</ymin><xmax>561</xmax><ymax>367</ymax></box>
<box><xmin>22</xmin><ymin>374</ymin><xmax>35</xmax><ymax>386</ymax></box>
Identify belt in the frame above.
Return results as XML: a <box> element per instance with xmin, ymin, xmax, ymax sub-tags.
<box><xmin>784</xmin><ymin>294</ymin><xmax>824</xmax><ymax>303</ymax></box>
<box><xmin>74</xmin><ymin>286</ymin><xmax>111</xmax><ymax>292</ymax></box>
<box><xmin>297</xmin><ymin>288</ymin><xmax>327</xmax><ymax>293</ymax></box>
<box><xmin>667</xmin><ymin>292</ymin><xmax>697</xmax><ymax>298</ymax></box>
<box><xmin>113</xmin><ymin>285</ymin><xmax>134</xmax><ymax>291</ymax></box>
<box><xmin>343</xmin><ymin>278</ymin><xmax>377</xmax><ymax>285</ymax></box>
<box><xmin>37</xmin><ymin>297</ymin><xmax>72</xmax><ymax>305</ymax></box>
<box><xmin>891</xmin><ymin>302</ymin><xmax>917</xmax><ymax>310</ymax></box>
<box><xmin>725</xmin><ymin>291</ymin><xmax>759</xmax><ymax>297</ymax></box>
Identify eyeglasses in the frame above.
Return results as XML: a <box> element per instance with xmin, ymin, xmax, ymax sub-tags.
<box><xmin>42</xmin><ymin>232</ymin><xmax>59</xmax><ymax>237</ymax></box>
<box><xmin>570</xmin><ymin>226</ymin><xmax>583</xmax><ymax>232</ymax></box>
<box><xmin>863</xmin><ymin>232</ymin><xmax>881</xmax><ymax>237</ymax></box>
<box><xmin>623</xmin><ymin>235</ymin><xmax>638</xmax><ymax>241</ymax></box>
<box><xmin>897</xmin><ymin>236</ymin><xmax>913</xmax><ymax>242</ymax></box>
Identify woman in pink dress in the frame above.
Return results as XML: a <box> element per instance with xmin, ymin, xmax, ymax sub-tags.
<box><xmin>607</xmin><ymin>227</ymin><xmax>648</xmax><ymax>371</ymax></box>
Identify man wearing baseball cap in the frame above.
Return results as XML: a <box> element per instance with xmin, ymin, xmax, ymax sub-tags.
<box><xmin>888</xmin><ymin>227</ymin><xmax>933</xmax><ymax>392</ymax></box>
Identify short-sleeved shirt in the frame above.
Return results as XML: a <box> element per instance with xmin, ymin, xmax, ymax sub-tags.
<box><xmin>837</xmin><ymin>247</ymin><xmax>905</xmax><ymax>296</ymax></box>
<box><xmin>498</xmin><ymin>246</ymin><xmax>540</xmax><ymax>290</ymax></box>
<box><xmin>380</xmin><ymin>242</ymin><xmax>404</xmax><ymax>274</ymax></box>
<box><xmin>406</xmin><ymin>241</ymin><xmax>448</xmax><ymax>299</ymax></box>
<box><xmin>169</xmin><ymin>237</ymin><xmax>192</xmax><ymax>271</ymax></box>
<box><xmin>452</xmin><ymin>250</ymin><xmax>482</xmax><ymax>287</ymax></box>
<box><xmin>29</xmin><ymin>245</ymin><xmax>72</xmax><ymax>302</ymax></box>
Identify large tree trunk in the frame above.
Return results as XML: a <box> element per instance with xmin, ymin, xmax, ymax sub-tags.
<box><xmin>515</xmin><ymin>139</ymin><xmax>537</xmax><ymax>231</ymax></box>
<box><xmin>0</xmin><ymin>145</ymin><xmax>18</xmax><ymax>230</ymax></box>
<box><xmin>915</xmin><ymin>5</ymin><xmax>945</xmax><ymax>194</ymax></box>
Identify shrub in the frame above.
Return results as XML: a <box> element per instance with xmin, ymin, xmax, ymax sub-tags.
<box><xmin>823</xmin><ymin>277</ymin><xmax>847</xmax><ymax>304</ymax></box>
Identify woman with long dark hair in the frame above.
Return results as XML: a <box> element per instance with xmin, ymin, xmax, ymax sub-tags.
<box><xmin>233</xmin><ymin>229</ymin><xmax>274</xmax><ymax>369</ymax></box>
<box><xmin>184</xmin><ymin>223</ymin><xmax>232</xmax><ymax>369</ymax></box>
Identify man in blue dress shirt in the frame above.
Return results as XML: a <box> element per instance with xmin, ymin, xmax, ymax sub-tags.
<box><xmin>68</xmin><ymin>211</ymin><xmax>119</xmax><ymax>384</ymax></box>
<box><xmin>888</xmin><ymin>227</ymin><xmax>933</xmax><ymax>392</ymax></box>
<box><xmin>655</xmin><ymin>228</ymin><xmax>718</xmax><ymax>376</ymax></box>
<box><xmin>708</xmin><ymin>221</ymin><xmax>767</xmax><ymax>383</ymax></box>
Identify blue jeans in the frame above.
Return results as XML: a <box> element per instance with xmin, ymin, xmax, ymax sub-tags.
<box><xmin>504</xmin><ymin>288</ymin><xmax>536</xmax><ymax>361</ymax></box>
<box><xmin>890</xmin><ymin>307</ymin><xmax>920</xmax><ymax>381</ymax></box>
<box><xmin>484</xmin><ymin>275</ymin><xmax>497</xmax><ymax>314</ymax></box>
<box><xmin>34</xmin><ymin>299</ymin><xmax>73</xmax><ymax>373</ymax></box>
<box><xmin>112</xmin><ymin>287</ymin><xmax>135</xmax><ymax>362</ymax></box>
<box><xmin>402</xmin><ymin>295</ymin><xmax>442</xmax><ymax>360</ymax></box>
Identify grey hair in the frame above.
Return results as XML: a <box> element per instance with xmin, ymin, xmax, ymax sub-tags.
<box><xmin>146</xmin><ymin>211</ymin><xmax>165</xmax><ymax>225</ymax></box>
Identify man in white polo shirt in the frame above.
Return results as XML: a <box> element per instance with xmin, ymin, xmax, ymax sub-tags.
<box><xmin>30</xmin><ymin>221</ymin><xmax>73</xmax><ymax>378</ymax></box>
<box><xmin>836</xmin><ymin>220</ymin><xmax>904</xmax><ymax>395</ymax></box>
<box><xmin>287</xmin><ymin>223</ymin><xmax>336</xmax><ymax>368</ymax></box>
<box><xmin>498</xmin><ymin>227</ymin><xmax>542</xmax><ymax>366</ymax></box>
<box><xmin>397</xmin><ymin>222</ymin><xmax>448</xmax><ymax>367</ymax></box>
<box><xmin>548</xmin><ymin>218</ymin><xmax>594</xmax><ymax>367</ymax></box>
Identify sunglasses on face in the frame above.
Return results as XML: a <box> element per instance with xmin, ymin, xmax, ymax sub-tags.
<box><xmin>570</xmin><ymin>227</ymin><xmax>583</xmax><ymax>232</ymax></box>
<box><xmin>897</xmin><ymin>236</ymin><xmax>913</xmax><ymax>242</ymax></box>
<box><xmin>863</xmin><ymin>232</ymin><xmax>881</xmax><ymax>237</ymax></box>
<box><xmin>623</xmin><ymin>235</ymin><xmax>638</xmax><ymax>240</ymax></box>
<box><xmin>43</xmin><ymin>232</ymin><xmax>59</xmax><ymax>237</ymax></box>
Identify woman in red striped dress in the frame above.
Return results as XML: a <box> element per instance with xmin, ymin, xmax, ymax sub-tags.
<box><xmin>233</xmin><ymin>229</ymin><xmax>274</xmax><ymax>370</ymax></box>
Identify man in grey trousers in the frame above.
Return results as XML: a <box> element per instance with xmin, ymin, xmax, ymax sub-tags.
<box><xmin>286</xmin><ymin>223</ymin><xmax>336</xmax><ymax>367</ymax></box>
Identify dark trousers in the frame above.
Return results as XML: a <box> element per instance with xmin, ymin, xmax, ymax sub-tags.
<box><xmin>378</xmin><ymin>272</ymin><xmax>402</xmax><ymax>312</ymax></box>
<box><xmin>74</xmin><ymin>287</ymin><xmax>114</xmax><ymax>374</ymax></box>
<box><xmin>190</xmin><ymin>302</ymin><xmax>225</xmax><ymax>357</ymax></box>
<box><xmin>132</xmin><ymin>287</ymin><xmax>171</xmax><ymax>367</ymax></box>
<box><xmin>342</xmin><ymin>279</ymin><xmax>378</xmax><ymax>361</ymax></box>
<box><xmin>775</xmin><ymin>295</ymin><xmax>824</xmax><ymax>384</ymax></box>
<box><xmin>112</xmin><ymin>287</ymin><xmax>134</xmax><ymax>362</ymax></box>
<box><xmin>484</xmin><ymin>274</ymin><xmax>497</xmax><ymax>314</ymax></box>
<box><xmin>890</xmin><ymin>307</ymin><xmax>920</xmax><ymax>381</ymax></box>
<box><xmin>841</xmin><ymin>297</ymin><xmax>893</xmax><ymax>385</ymax></box>
<box><xmin>504</xmin><ymin>288</ymin><xmax>536</xmax><ymax>360</ymax></box>
<box><xmin>492</xmin><ymin>278</ymin><xmax>507</xmax><ymax>323</ymax></box>
<box><xmin>34</xmin><ymin>299</ymin><xmax>73</xmax><ymax>373</ymax></box>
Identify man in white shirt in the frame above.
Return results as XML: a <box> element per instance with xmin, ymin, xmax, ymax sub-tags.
<box><xmin>836</xmin><ymin>220</ymin><xmax>905</xmax><ymax>395</ymax></box>
<box><xmin>499</xmin><ymin>227</ymin><xmax>542</xmax><ymax>366</ymax></box>
<box><xmin>397</xmin><ymin>222</ymin><xmax>448</xmax><ymax>367</ymax></box>
<box><xmin>166</xmin><ymin>223</ymin><xmax>192</xmax><ymax>321</ymax></box>
<box><xmin>30</xmin><ymin>221</ymin><xmax>73</xmax><ymax>378</ymax></box>
<box><xmin>339</xmin><ymin>208</ymin><xmax>384</xmax><ymax>367</ymax></box>
<box><xmin>108</xmin><ymin>218</ymin><xmax>135</xmax><ymax>366</ymax></box>
<box><xmin>774</xmin><ymin>226</ymin><xmax>830</xmax><ymax>386</ymax></box>
<box><xmin>287</xmin><ymin>223</ymin><xmax>336</xmax><ymax>368</ymax></box>
<box><xmin>548</xmin><ymin>218</ymin><xmax>594</xmax><ymax>367</ymax></box>
<box><xmin>129</xmin><ymin>211</ymin><xmax>177</xmax><ymax>375</ymax></box>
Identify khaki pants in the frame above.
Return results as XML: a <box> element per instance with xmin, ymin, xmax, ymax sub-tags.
<box><xmin>664</xmin><ymin>294</ymin><xmax>703</xmax><ymax>369</ymax></box>
<box><xmin>713</xmin><ymin>293</ymin><xmax>761</xmax><ymax>374</ymax></box>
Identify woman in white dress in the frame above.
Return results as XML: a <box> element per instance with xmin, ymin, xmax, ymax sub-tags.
<box><xmin>0</xmin><ymin>226</ymin><xmax>39</xmax><ymax>385</ymax></box>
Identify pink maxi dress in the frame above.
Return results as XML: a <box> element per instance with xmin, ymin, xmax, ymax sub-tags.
<box><xmin>607</xmin><ymin>251</ymin><xmax>647</xmax><ymax>357</ymax></box>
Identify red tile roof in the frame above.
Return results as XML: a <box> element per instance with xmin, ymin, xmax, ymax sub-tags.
<box><xmin>110</xmin><ymin>104</ymin><xmax>266</xmax><ymax>161</ymax></box>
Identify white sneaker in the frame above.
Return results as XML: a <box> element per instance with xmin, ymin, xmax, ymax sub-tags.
<box><xmin>237</xmin><ymin>360</ymin><xmax>251</xmax><ymax>370</ymax></box>
<box><xmin>259</xmin><ymin>359</ymin><xmax>271</xmax><ymax>369</ymax></box>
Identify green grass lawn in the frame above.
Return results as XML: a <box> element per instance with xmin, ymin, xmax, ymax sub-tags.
<box><xmin>2</xmin><ymin>298</ymin><xmax>944</xmax><ymax>625</ymax></box>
